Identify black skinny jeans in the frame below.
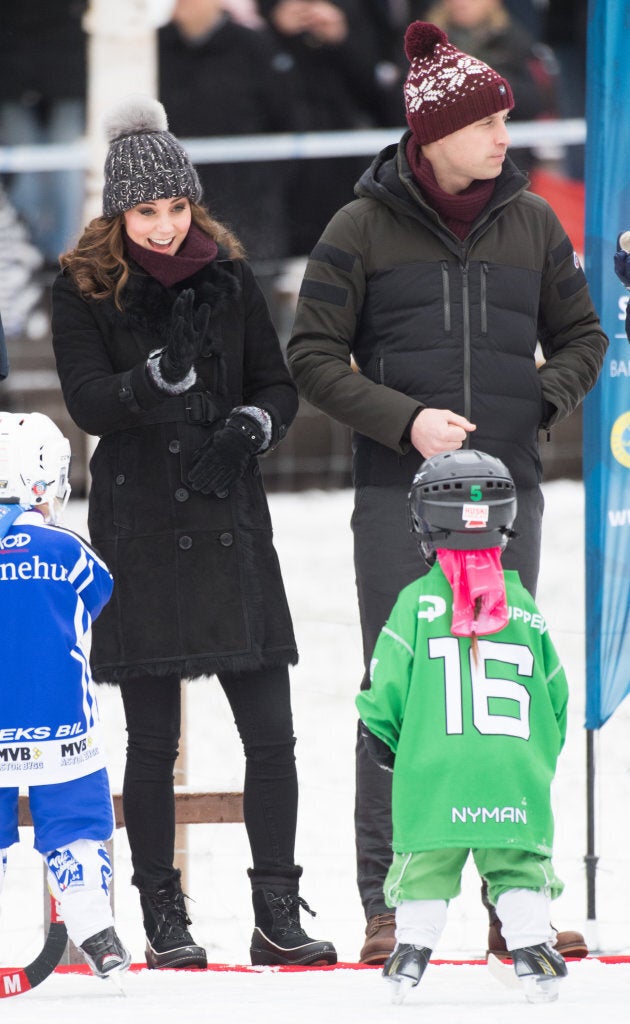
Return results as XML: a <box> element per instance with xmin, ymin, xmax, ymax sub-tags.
<box><xmin>119</xmin><ymin>666</ymin><xmax>298</xmax><ymax>891</ymax></box>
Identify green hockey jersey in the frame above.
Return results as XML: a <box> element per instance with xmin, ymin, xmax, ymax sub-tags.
<box><xmin>356</xmin><ymin>563</ymin><xmax>568</xmax><ymax>857</ymax></box>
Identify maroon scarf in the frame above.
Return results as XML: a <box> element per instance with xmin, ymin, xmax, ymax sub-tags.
<box><xmin>125</xmin><ymin>222</ymin><xmax>218</xmax><ymax>287</ymax></box>
<box><xmin>406</xmin><ymin>137</ymin><xmax>495</xmax><ymax>240</ymax></box>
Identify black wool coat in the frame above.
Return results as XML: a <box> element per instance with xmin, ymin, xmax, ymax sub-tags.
<box><xmin>52</xmin><ymin>255</ymin><xmax>299</xmax><ymax>683</ymax></box>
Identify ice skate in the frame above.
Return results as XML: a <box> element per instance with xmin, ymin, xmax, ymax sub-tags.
<box><xmin>80</xmin><ymin>926</ymin><xmax>131</xmax><ymax>989</ymax></box>
<box><xmin>511</xmin><ymin>941</ymin><xmax>568</xmax><ymax>1003</ymax></box>
<box><xmin>382</xmin><ymin>943</ymin><xmax>431</xmax><ymax>1004</ymax></box>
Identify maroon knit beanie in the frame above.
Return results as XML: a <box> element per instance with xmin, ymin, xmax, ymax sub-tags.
<box><xmin>403</xmin><ymin>21</ymin><xmax>514</xmax><ymax>146</ymax></box>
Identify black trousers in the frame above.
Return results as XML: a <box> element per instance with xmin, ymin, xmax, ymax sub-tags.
<box><xmin>352</xmin><ymin>483</ymin><xmax>544</xmax><ymax>919</ymax></box>
<box><xmin>119</xmin><ymin>665</ymin><xmax>297</xmax><ymax>891</ymax></box>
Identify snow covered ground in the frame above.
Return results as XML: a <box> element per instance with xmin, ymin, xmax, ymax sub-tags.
<box><xmin>2</xmin><ymin>480</ymin><xmax>629</xmax><ymax>1018</ymax></box>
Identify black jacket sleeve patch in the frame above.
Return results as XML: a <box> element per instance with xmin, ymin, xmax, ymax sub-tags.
<box><xmin>311</xmin><ymin>242</ymin><xmax>356</xmax><ymax>273</ymax></box>
<box><xmin>299</xmin><ymin>278</ymin><xmax>348</xmax><ymax>307</ymax></box>
<box><xmin>557</xmin><ymin>266</ymin><xmax>587</xmax><ymax>299</ymax></box>
<box><xmin>550</xmin><ymin>236</ymin><xmax>574</xmax><ymax>266</ymax></box>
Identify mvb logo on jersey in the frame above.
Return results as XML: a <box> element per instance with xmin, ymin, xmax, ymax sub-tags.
<box><xmin>46</xmin><ymin>848</ymin><xmax>84</xmax><ymax>892</ymax></box>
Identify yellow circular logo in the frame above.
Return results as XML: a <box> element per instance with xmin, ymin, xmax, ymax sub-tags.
<box><xmin>610</xmin><ymin>411</ymin><xmax>630</xmax><ymax>467</ymax></box>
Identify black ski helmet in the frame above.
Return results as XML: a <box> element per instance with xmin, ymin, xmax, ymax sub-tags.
<box><xmin>408</xmin><ymin>450</ymin><xmax>517</xmax><ymax>565</ymax></box>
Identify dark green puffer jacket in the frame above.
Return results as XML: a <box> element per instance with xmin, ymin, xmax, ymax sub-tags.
<box><xmin>287</xmin><ymin>132</ymin><xmax>608</xmax><ymax>490</ymax></box>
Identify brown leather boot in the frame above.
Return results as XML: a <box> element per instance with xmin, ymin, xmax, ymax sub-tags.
<box><xmin>487</xmin><ymin>920</ymin><xmax>588</xmax><ymax>961</ymax></box>
<box><xmin>359</xmin><ymin>912</ymin><xmax>396</xmax><ymax>965</ymax></box>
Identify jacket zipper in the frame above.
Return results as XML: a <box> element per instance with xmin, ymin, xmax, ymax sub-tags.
<box><xmin>441</xmin><ymin>261</ymin><xmax>451</xmax><ymax>332</ymax></box>
<box><xmin>480</xmin><ymin>262</ymin><xmax>488</xmax><ymax>335</ymax></box>
<box><xmin>462</xmin><ymin>263</ymin><xmax>471</xmax><ymax>428</ymax></box>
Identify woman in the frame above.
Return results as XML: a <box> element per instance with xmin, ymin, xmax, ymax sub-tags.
<box><xmin>51</xmin><ymin>95</ymin><xmax>336</xmax><ymax>970</ymax></box>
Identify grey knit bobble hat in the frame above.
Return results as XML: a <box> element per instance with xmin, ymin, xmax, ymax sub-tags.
<box><xmin>102</xmin><ymin>95</ymin><xmax>202</xmax><ymax>217</ymax></box>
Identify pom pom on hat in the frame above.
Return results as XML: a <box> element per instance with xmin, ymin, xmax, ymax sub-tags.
<box><xmin>103</xmin><ymin>95</ymin><xmax>169</xmax><ymax>144</ymax></box>
<box><xmin>403</xmin><ymin>21</ymin><xmax>514</xmax><ymax>146</ymax></box>
<box><xmin>404</xmin><ymin>20</ymin><xmax>446</xmax><ymax>61</ymax></box>
<box><xmin>101</xmin><ymin>94</ymin><xmax>202</xmax><ymax>217</ymax></box>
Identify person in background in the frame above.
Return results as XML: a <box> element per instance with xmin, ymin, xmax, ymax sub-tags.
<box><xmin>544</xmin><ymin>0</ymin><xmax>586</xmax><ymax>180</ymax></box>
<box><xmin>258</xmin><ymin>0</ymin><xmax>405</xmax><ymax>255</ymax></box>
<box><xmin>51</xmin><ymin>95</ymin><xmax>337</xmax><ymax>971</ymax></box>
<box><xmin>221</xmin><ymin>0</ymin><xmax>264</xmax><ymax>25</ymax></box>
<box><xmin>357</xmin><ymin>451</ymin><xmax>569</xmax><ymax>1005</ymax></box>
<box><xmin>158</xmin><ymin>0</ymin><xmax>300</xmax><ymax>324</ymax></box>
<box><xmin>0</xmin><ymin>411</ymin><xmax>130</xmax><ymax>982</ymax></box>
<box><xmin>0</xmin><ymin>1</ymin><xmax>87</xmax><ymax>266</ymax></box>
<box><xmin>287</xmin><ymin>20</ymin><xmax>605</xmax><ymax>964</ymax></box>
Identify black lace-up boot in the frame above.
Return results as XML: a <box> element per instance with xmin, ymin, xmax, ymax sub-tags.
<box><xmin>248</xmin><ymin>867</ymin><xmax>337</xmax><ymax>966</ymax></box>
<box><xmin>137</xmin><ymin>872</ymin><xmax>207</xmax><ymax>969</ymax></box>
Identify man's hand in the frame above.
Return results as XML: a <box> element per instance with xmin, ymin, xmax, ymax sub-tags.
<box><xmin>410</xmin><ymin>408</ymin><xmax>476</xmax><ymax>458</ymax></box>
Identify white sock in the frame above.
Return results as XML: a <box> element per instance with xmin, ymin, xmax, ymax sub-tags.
<box><xmin>496</xmin><ymin>888</ymin><xmax>555</xmax><ymax>950</ymax></box>
<box><xmin>395</xmin><ymin>899</ymin><xmax>448</xmax><ymax>949</ymax></box>
<box><xmin>44</xmin><ymin>839</ymin><xmax>115</xmax><ymax>947</ymax></box>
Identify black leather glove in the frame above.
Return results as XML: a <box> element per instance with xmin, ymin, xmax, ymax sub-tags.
<box><xmin>160</xmin><ymin>288</ymin><xmax>211</xmax><ymax>384</ymax></box>
<box><xmin>359</xmin><ymin>721</ymin><xmax>395</xmax><ymax>772</ymax></box>
<box><xmin>187</xmin><ymin>413</ymin><xmax>266</xmax><ymax>494</ymax></box>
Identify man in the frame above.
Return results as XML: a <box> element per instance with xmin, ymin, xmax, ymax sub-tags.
<box><xmin>287</xmin><ymin>20</ymin><xmax>606</xmax><ymax>963</ymax></box>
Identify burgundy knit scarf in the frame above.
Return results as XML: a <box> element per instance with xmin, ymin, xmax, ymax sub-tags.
<box><xmin>125</xmin><ymin>222</ymin><xmax>218</xmax><ymax>286</ymax></box>
<box><xmin>405</xmin><ymin>137</ymin><xmax>495</xmax><ymax>240</ymax></box>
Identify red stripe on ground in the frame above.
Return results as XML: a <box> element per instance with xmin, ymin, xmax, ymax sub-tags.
<box><xmin>44</xmin><ymin>955</ymin><xmax>630</xmax><ymax>975</ymax></box>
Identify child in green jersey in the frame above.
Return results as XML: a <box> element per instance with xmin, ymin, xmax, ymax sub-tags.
<box><xmin>356</xmin><ymin>450</ymin><xmax>569</xmax><ymax>1005</ymax></box>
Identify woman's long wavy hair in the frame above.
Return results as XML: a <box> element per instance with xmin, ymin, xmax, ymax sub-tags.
<box><xmin>59</xmin><ymin>202</ymin><xmax>245</xmax><ymax>309</ymax></box>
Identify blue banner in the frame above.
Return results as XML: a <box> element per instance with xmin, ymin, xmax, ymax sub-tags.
<box><xmin>583</xmin><ymin>2</ymin><xmax>630</xmax><ymax>728</ymax></box>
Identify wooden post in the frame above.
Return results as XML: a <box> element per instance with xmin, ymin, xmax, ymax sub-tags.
<box><xmin>82</xmin><ymin>0</ymin><xmax>157</xmax><ymax>223</ymax></box>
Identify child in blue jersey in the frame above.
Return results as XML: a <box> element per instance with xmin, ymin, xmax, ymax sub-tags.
<box><xmin>0</xmin><ymin>411</ymin><xmax>130</xmax><ymax>981</ymax></box>
<box><xmin>357</xmin><ymin>451</ymin><xmax>569</xmax><ymax>1005</ymax></box>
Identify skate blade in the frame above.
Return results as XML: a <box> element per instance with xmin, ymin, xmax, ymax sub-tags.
<box><xmin>488</xmin><ymin>955</ymin><xmax>562</xmax><ymax>1003</ymax></box>
<box><xmin>487</xmin><ymin>953</ymin><xmax>521</xmax><ymax>990</ymax></box>
<box><xmin>105</xmin><ymin>968</ymin><xmax>127</xmax><ymax>996</ymax></box>
<box><xmin>522</xmin><ymin>976</ymin><xmax>561</xmax><ymax>1004</ymax></box>
<box><xmin>387</xmin><ymin>975</ymin><xmax>415</xmax><ymax>1005</ymax></box>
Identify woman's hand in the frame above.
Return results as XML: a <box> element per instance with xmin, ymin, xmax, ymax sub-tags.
<box><xmin>160</xmin><ymin>289</ymin><xmax>211</xmax><ymax>384</ymax></box>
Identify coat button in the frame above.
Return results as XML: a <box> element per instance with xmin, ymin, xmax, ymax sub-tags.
<box><xmin>215</xmin><ymin>489</ymin><xmax>229</xmax><ymax>499</ymax></box>
<box><xmin>219</xmin><ymin>532</ymin><xmax>233</xmax><ymax>546</ymax></box>
<box><xmin>169</xmin><ymin>439</ymin><xmax>181</xmax><ymax>454</ymax></box>
<box><xmin>115</xmin><ymin>473</ymin><xmax>125</xmax><ymax>485</ymax></box>
<box><xmin>175</xmin><ymin>487</ymin><xmax>189</xmax><ymax>502</ymax></box>
<box><xmin>179</xmin><ymin>535</ymin><xmax>192</xmax><ymax>550</ymax></box>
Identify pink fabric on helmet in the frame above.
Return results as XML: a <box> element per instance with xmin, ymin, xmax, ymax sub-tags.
<box><xmin>437</xmin><ymin>548</ymin><xmax>508</xmax><ymax>637</ymax></box>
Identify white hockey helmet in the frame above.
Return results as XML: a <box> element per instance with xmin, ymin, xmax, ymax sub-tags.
<box><xmin>0</xmin><ymin>412</ymin><xmax>71</xmax><ymax>522</ymax></box>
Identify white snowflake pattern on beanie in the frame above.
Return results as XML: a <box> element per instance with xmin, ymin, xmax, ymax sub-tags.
<box><xmin>403</xmin><ymin>22</ymin><xmax>514</xmax><ymax>145</ymax></box>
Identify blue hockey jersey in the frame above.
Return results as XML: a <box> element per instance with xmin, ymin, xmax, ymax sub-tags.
<box><xmin>0</xmin><ymin>511</ymin><xmax>113</xmax><ymax>785</ymax></box>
